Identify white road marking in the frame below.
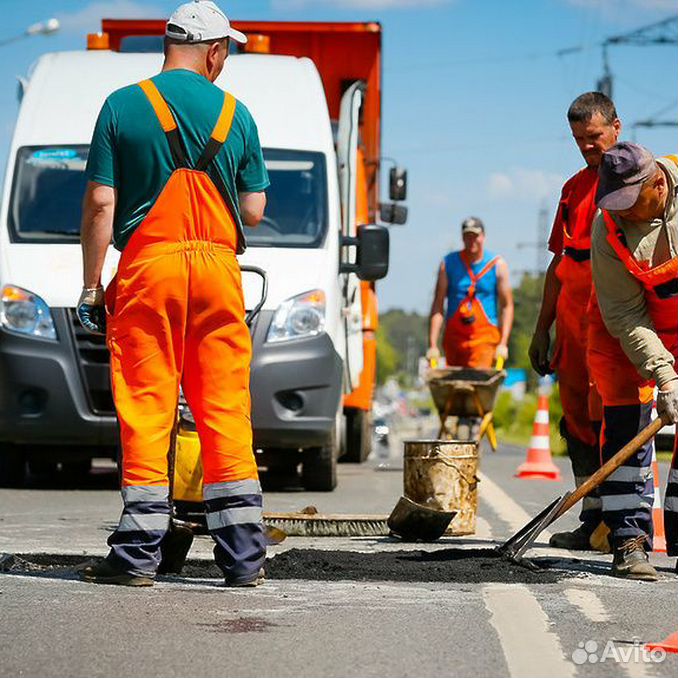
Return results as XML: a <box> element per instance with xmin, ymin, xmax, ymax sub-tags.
<box><xmin>563</xmin><ymin>591</ymin><xmax>652</xmax><ymax>678</ymax></box>
<box><xmin>483</xmin><ymin>584</ymin><xmax>575</xmax><ymax>678</ymax></box>
<box><xmin>475</xmin><ymin>516</ymin><xmax>493</xmax><ymax>540</ymax></box>
<box><xmin>564</xmin><ymin>587</ymin><xmax>610</xmax><ymax>622</ymax></box>
<box><xmin>478</xmin><ymin>471</ymin><xmax>553</xmax><ymax>540</ymax></box>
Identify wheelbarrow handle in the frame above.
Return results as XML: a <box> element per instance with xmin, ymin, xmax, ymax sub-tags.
<box><xmin>240</xmin><ymin>265</ymin><xmax>269</xmax><ymax>327</ymax></box>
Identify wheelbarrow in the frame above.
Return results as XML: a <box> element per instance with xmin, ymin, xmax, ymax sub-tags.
<box><xmin>426</xmin><ymin>364</ymin><xmax>506</xmax><ymax>451</ymax></box>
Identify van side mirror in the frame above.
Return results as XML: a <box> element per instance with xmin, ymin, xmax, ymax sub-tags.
<box><xmin>340</xmin><ymin>224</ymin><xmax>390</xmax><ymax>281</ymax></box>
<box><xmin>389</xmin><ymin>167</ymin><xmax>407</xmax><ymax>201</ymax></box>
<box><xmin>380</xmin><ymin>203</ymin><xmax>408</xmax><ymax>225</ymax></box>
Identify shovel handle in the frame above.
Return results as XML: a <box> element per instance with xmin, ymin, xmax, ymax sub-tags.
<box><xmin>555</xmin><ymin>416</ymin><xmax>665</xmax><ymax>518</ymax></box>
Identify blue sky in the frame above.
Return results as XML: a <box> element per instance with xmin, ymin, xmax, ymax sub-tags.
<box><xmin>0</xmin><ymin>0</ymin><xmax>676</xmax><ymax>312</ymax></box>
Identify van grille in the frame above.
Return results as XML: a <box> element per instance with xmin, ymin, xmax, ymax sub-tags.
<box><xmin>68</xmin><ymin>309</ymin><xmax>114</xmax><ymax>415</ymax></box>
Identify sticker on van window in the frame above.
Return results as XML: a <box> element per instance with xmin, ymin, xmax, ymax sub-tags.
<box><xmin>27</xmin><ymin>148</ymin><xmax>87</xmax><ymax>171</ymax></box>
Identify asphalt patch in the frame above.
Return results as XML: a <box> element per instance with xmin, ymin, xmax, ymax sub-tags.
<box><xmin>264</xmin><ymin>548</ymin><xmax>571</xmax><ymax>584</ymax></box>
<box><xmin>1</xmin><ymin>549</ymin><xmax>573</xmax><ymax>584</ymax></box>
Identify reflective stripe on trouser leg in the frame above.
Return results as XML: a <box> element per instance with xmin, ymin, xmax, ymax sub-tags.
<box><xmin>204</xmin><ymin>479</ymin><xmax>266</xmax><ymax>584</ymax></box>
<box><xmin>107</xmin><ymin>485</ymin><xmax>171</xmax><ymax>576</ymax></box>
<box><xmin>665</xmin><ymin>434</ymin><xmax>678</xmax><ymax>556</ymax></box>
<box><xmin>600</xmin><ymin>403</ymin><xmax>654</xmax><ymax>547</ymax></box>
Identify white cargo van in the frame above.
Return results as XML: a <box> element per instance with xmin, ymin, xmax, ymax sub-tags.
<box><xmin>0</xmin><ymin>47</ymin><xmax>390</xmax><ymax>490</ymax></box>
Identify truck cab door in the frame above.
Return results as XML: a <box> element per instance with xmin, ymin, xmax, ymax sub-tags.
<box><xmin>337</xmin><ymin>82</ymin><xmax>365</xmax><ymax>392</ymax></box>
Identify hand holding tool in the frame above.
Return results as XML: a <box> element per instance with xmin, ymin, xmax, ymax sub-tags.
<box><xmin>494</xmin><ymin>344</ymin><xmax>508</xmax><ymax>363</ymax></box>
<box><xmin>76</xmin><ymin>286</ymin><xmax>106</xmax><ymax>335</ymax></box>
<box><xmin>426</xmin><ymin>346</ymin><xmax>441</xmax><ymax>368</ymax></box>
<box><xmin>657</xmin><ymin>379</ymin><xmax>678</xmax><ymax>423</ymax></box>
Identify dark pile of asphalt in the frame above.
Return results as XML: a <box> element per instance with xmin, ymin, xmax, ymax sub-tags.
<box><xmin>264</xmin><ymin>548</ymin><xmax>570</xmax><ymax>584</ymax></box>
<box><xmin>2</xmin><ymin>549</ymin><xmax>571</xmax><ymax>584</ymax></box>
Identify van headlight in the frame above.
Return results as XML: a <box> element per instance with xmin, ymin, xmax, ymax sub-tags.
<box><xmin>266</xmin><ymin>290</ymin><xmax>325</xmax><ymax>343</ymax></box>
<box><xmin>0</xmin><ymin>285</ymin><xmax>56</xmax><ymax>340</ymax></box>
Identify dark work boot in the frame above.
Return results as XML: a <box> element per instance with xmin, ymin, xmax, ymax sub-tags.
<box><xmin>549</xmin><ymin>524</ymin><xmax>595</xmax><ymax>551</ymax></box>
<box><xmin>80</xmin><ymin>559</ymin><xmax>155</xmax><ymax>587</ymax></box>
<box><xmin>611</xmin><ymin>536</ymin><xmax>657</xmax><ymax>581</ymax></box>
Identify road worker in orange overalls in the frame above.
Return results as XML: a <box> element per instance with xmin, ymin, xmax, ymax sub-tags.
<box><xmin>77</xmin><ymin>1</ymin><xmax>269</xmax><ymax>587</ymax></box>
<box><xmin>530</xmin><ymin>92</ymin><xmax>620</xmax><ymax>552</ymax></box>
<box><xmin>428</xmin><ymin>217</ymin><xmax>513</xmax><ymax>369</ymax></box>
<box><xmin>588</xmin><ymin>142</ymin><xmax>678</xmax><ymax>580</ymax></box>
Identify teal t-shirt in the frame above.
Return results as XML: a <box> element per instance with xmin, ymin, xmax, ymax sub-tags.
<box><xmin>85</xmin><ymin>69</ymin><xmax>269</xmax><ymax>251</ymax></box>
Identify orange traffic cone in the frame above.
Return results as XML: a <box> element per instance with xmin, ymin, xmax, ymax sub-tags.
<box><xmin>646</xmin><ymin>631</ymin><xmax>678</xmax><ymax>654</ymax></box>
<box><xmin>650</xmin><ymin>402</ymin><xmax>667</xmax><ymax>553</ymax></box>
<box><xmin>515</xmin><ymin>394</ymin><xmax>561</xmax><ymax>481</ymax></box>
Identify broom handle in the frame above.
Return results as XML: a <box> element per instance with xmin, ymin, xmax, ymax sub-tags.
<box><xmin>555</xmin><ymin>416</ymin><xmax>665</xmax><ymax>519</ymax></box>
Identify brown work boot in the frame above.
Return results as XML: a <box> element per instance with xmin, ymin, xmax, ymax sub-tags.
<box><xmin>549</xmin><ymin>524</ymin><xmax>594</xmax><ymax>551</ymax></box>
<box><xmin>224</xmin><ymin>568</ymin><xmax>266</xmax><ymax>588</ymax></box>
<box><xmin>611</xmin><ymin>536</ymin><xmax>657</xmax><ymax>581</ymax></box>
<box><xmin>80</xmin><ymin>559</ymin><xmax>155</xmax><ymax>587</ymax></box>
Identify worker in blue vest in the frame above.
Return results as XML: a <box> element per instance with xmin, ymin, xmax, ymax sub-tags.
<box><xmin>428</xmin><ymin>217</ymin><xmax>514</xmax><ymax>368</ymax></box>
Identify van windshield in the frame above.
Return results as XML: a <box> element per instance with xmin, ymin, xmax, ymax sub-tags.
<box><xmin>9</xmin><ymin>145</ymin><xmax>328</xmax><ymax>248</ymax></box>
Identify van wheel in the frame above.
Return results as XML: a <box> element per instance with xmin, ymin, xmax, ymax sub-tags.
<box><xmin>0</xmin><ymin>444</ymin><xmax>26</xmax><ymax>488</ymax></box>
<box><xmin>302</xmin><ymin>438</ymin><xmax>337</xmax><ymax>492</ymax></box>
<box><xmin>341</xmin><ymin>409</ymin><xmax>372</xmax><ymax>463</ymax></box>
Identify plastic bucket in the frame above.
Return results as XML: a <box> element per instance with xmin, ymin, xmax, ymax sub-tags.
<box><xmin>403</xmin><ymin>439</ymin><xmax>479</xmax><ymax>536</ymax></box>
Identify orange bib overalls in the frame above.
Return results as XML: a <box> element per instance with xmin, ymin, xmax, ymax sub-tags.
<box><xmin>588</xmin><ymin>203</ymin><xmax>678</xmax><ymax>552</ymax></box>
<box><xmin>443</xmin><ymin>253</ymin><xmax>501</xmax><ymax>368</ymax></box>
<box><xmin>550</xmin><ymin>169</ymin><xmax>604</xmax><ymax>530</ymax></box>
<box><xmin>105</xmin><ymin>79</ymin><xmax>265</xmax><ymax>582</ymax></box>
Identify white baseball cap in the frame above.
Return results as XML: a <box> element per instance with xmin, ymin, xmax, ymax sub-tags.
<box><xmin>166</xmin><ymin>1</ymin><xmax>247</xmax><ymax>44</ymax></box>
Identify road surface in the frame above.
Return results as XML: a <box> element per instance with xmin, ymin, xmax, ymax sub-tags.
<box><xmin>0</xmin><ymin>421</ymin><xmax>675</xmax><ymax>678</ymax></box>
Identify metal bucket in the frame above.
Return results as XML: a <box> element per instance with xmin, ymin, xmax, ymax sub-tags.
<box><xmin>403</xmin><ymin>439</ymin><xmax>479</xmax><ymax>536</ymax></box>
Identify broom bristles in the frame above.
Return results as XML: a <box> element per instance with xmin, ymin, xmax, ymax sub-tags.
<box><xmin>263</xmin><ymin>514</ymin><xmax>390</xmax><ymax>537</ymax></box>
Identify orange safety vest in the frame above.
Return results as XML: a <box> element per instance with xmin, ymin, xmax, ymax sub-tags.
<box><xmin>558</xmin><ymin>167</ymin><xmax>598</xmax><ymax>257</ymax></box>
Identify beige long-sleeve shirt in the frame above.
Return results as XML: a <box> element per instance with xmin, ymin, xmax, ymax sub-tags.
<box><xmin>590</xmin><ymin>156</ymin><xmax>678</xmax><ymax>388</ymax></box>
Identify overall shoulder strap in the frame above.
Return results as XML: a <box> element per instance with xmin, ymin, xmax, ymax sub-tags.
<box><xmin>195</xmin><ymin>92</ymin><xmax>238</xmax><ymax>172</ymax></box>
<box><xmin>602</xmin><ymin>211</ymin><xmax>642</xmax><ymax>275</ymax></box>
<box><xmin>476</xmin><ymin>255</ymin><xmax>500</xmax><ymax>280</ymax></box>
<box><xmin>138</xmin><ymin>79</ymin><xmax>189</xmax><ymax>169</ymax></box>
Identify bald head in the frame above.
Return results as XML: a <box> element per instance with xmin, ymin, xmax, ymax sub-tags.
<box><xmin>162</xmin><ymin>36</ymin><xmax>230</xmax><ymax>82</ymax></box>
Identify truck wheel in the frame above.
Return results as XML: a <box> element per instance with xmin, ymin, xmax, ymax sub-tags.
<box><xmin>341</xmin><ymin>409</ymin><xmax>372</xmax><ymax>464</ymax></box>
<box><xmin>302</xmin><ymin>439</ymin><xmax>337</xmax><ymax>492</ymax></box>
<box><xmin>0</xmin><ymin>444</ymin><xmax>26</xmax><ymax>488</ymax></box>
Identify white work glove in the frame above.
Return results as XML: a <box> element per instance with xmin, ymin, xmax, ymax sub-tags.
<box><xmin>426</xmin><ymin>347</ymin><xmax>441</xmax><ymax>364</ymax></box>
<box><xmin>657</xmin><ymin>379</ymin><xmax>678</xmax><ymax>424</ymax></box>
<box><xmin>495</xmin><ymin>344</ymin><xmax>509</xmax><ymax>361</ymax></box>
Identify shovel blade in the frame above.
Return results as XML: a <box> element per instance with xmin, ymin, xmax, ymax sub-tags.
<box><xmin>387</xmin><ymin>496</ymin><xmax>456</xmax><ymax>542</ymax></box>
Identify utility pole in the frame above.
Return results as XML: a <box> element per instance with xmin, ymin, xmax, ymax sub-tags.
<box><xmin>597</xmin><ymin>15</ymin><xmax>677</xmax><ymax>100</ymax></box>
<box><xmin>516</xmin><ymin>201</ymin><xmax>550</xmax><ymax>276</ymax></box>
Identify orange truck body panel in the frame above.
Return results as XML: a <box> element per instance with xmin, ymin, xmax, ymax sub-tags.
<box><xmin>101</xmin><ymin>19</ymin><xmax>383</xmax><ymax>413</ymax></box>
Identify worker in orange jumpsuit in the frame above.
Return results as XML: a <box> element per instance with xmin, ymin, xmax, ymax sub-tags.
<box><xmin>588</xmin><ymin>143</ymin><xmax>678</xmax><ymax>580</ymax></box>
<box><xmin>428</xmin><ymin>217</ymin><xmax>513</xmax><ymax>369</ymax></box>
<box><xmin>77</xmin><ymin>2</ymin><xmax>269</xmax><ymax>587</ymax></box>
<box><xmin>529</xmin><ymin>92</ymin><xmax>620</xmax><ymax>552</ymax></box>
